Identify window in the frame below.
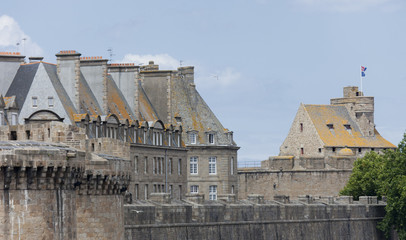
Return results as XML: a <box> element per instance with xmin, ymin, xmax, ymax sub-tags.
<box><xmin>358</xmin><ymin>148</ymin><xmax>362</xmax><ymax>153</ymax></box>
<box><xmin>300</xmin><ymin>123</ymin><xmax>303</xmax><ymax>132</ymax></box>
<box><xmin>48</xmin><ymin>97</ymin><xmax>54</xmax><ymax>107</ymax></box>
<box><xmin>26</xmin><ymin>130</ymin><xmax>31</xmax><ymax>140</ymax></box>
<box><xmin>178</xmin><ymin>159</ymin><xmax>182</xmax><ymax>175</ymax></box>
<box><xmin>230</xmin><ymin>157</ymin><xmax>234</xmax><ymax>175</ymax></box>
<box><xmin>11</xmin><ymin>113</ymin><xmax>17</xmax><ymax>125</ymax></box>
<box><xmin>209</xmin><ymin>185</ymin><xmax>217</xmax><ymax>200</ymax></box>
<box><xmin>209</xmin><ymin>157</ymin><xmax>217</xmax><ymax>175</ymax></box>
<box><xmin>332</xmin><ymin>147</ymin><xmax>336</xmax><ymax>152</ymax></box>
<box><xmin>344</xmin><ymin>124</ymin><xmax>352</xmax><ymax>134</ymax></box>
<box><xmin>134</xmin><ymin>156</ymin><xmax>138</xmax><ymax>174</ymax></box>
<box><xmin>318</xmin><ymin>148</ymin><xmax>322</xmax><ymax>153</ymax></box>
<box><xmin>190</xmin><ymin>157</ymin><xmax>198</xmax><ymax>174</ymax></box>
<box><xmin>231</xmin><ymin>185</ymin><xmax>234</xmax><ymax>194</ymax></box>
<box><xmin>168</xmin><ymin>133</ymin><xmax>172</xmax><ymax>146</ymax></box>
<box><xmin>169</xmin><ymin>158</ymin><xmax>172</xmax><ymax>175</ymax></box>
<box><xmin>144</xmin><ymin>157</ymin><xmax>148</xmax><ymax>173</ymax></box>
<box><xmin>189</xmin><ymin>132</ymin><xmax>197</xmax><ymax>144</ymax></box>
<box><xmin>32</xmin><ymin>97</ymin><xmax>38</xmax><ymax>107</ymax></box>
<box><xmin>144</xmin><ymin>184</ymin><xmax>148</xmax><ymax>200</ymax></box>
<box><xmin>327</xmin><ymin>124</ymin><xmax>334</xmax><ymax>130</ymax></box>
<box><xmin>153</xmin><ymin>157</ymin><xmax>156</xmax><ymax>174</ymax></box>
<box><xmin>301</xmin><ymin>148</ymin><xmax>304</xmax><ymax>155</ymax></box>
<box><xmin>208</xmin><ymin>134</ymin><xmax>215</xmax><ymax>144</ymax></box>
<box><xmin>135</xmin><ymin>184</ymin><xmax>139</xmax><ymax>200</ymax></box>
<box><xmin>0</xmin><ymin>111</ymin><xmax>3</xmax><ymax>125</ymax></box>
<box><xmin>190</xmin><ymin>185</ymin><xmax>199</xmax><ymax>194</ymax></box>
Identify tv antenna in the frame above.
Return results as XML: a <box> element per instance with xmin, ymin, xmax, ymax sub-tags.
<box><xmin>107</xmin><ymin>48</ymin><xmax>115</xmax><ymax>62</ymax></box>
<box><xmin>22</xmin><ymin>38</ymin><xmax>27</xmax><ymax>55</ymax></box>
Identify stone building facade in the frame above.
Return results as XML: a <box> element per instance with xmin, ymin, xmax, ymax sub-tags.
<box><xmin>138</xmin><ymin>63</ymin><xmax>239</xmax><ymax>200</ymax></box>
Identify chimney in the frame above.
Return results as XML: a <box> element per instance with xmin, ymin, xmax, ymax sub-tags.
<box><xmin>0</xmin><ymin>52</ymin><xmax>25</xmax><ymax>96</ymax></box>
<box><xmin>56</xmin><ymin>50</ymin><xmax>81</xmax><ymax>111</ymax></box>
<box><xmin>79</xmin><ymin>56</ymin><xmax>109</xmax><ymax>113</ymax></box>
<box><xmin>108</xmin><ymin>63</ymin><xmax>140</xmax><ymax>118</ymax></box>
<box><xmin>29</xmin><ymin>57</ymin><xmax>44</xmax><ymax>63</ymax></box>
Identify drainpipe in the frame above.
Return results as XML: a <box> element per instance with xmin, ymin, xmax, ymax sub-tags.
<box><xmin>165</xmin><ymin>149</ymin><xmax>168</xmax><ymax>193</ymax></box>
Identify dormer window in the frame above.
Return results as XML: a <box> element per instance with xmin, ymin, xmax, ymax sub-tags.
<box><xmin>208</xmin><ymin>133</ymin><xmax>215</xmax><ymax>144</ymax></box>
<box><xmin>32</xmin><ymin>97</ymin><xmax>38</xmax><ymax>108</ymax></box>
<box><xmin>344</xmin><ymin>124</ymin><xmax>352</xmax><ymax>134</ymax></box>
<box><xmin>327</xmin><ymin>124</ymin><xmax>334</xmax><ymax>129</ymax></box>
<box><xmin>188</xmin><ymin>131</ymin><xmax>198</xmax><ymax>144</ymax></box>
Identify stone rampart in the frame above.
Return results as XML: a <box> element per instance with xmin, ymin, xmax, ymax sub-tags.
<box><xmin>238</xmin><ymin>169</ymin><xmax>352</xmax><ymax>200</ymax></box>
<box><xmin>124</xmin><ymin>195</ymin><xmax>386</xmax><ymax>240</ymax></box>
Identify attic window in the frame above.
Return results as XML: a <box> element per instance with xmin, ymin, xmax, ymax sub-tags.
<box><xmin>208</xmin><ymin>133</ymin><xmax>215</xmax><ymax>144</ymax></box>
<box><xmin>32</xmin><ymin>97</ymin><xmax>38</xmax><ymax>108</ymax></box>
<box><xmin>189</xmin><ymin>132</ymin><xmax>197</xmax><ymax>144</ymax></box>
<box><xmin>48</xmin><ymin>97</ymin><xmax>54</xmax><ymax>108</ymax></box>
<box><xmin>344</xmin><ymin>124</ymin><xmax>352</xmax><ymax>134</ymax></box>
<box><xmin>327</xmin><ymin>124</ymin><xmax>334</xmax><ymax>129</ymax></box>
<box><xmin>300</xmin><ymin>123</ymin><xmax>303</xmax><ymax>132</ymax></box>
<box><xmin>175</xmin><ymin>116</ymin><xmax>182</xmax><ymax>123</ymax></box>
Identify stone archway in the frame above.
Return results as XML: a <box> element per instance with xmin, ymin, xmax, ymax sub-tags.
<box><xmin>25</xmin><ymin>110</ymin><xmax>64</xmax><ymax>124</ymax></box>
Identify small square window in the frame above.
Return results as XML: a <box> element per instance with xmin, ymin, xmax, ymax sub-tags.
<box><xmin>32</xmin><ymin>97</ymin><xmax>38</xmax><ymax>108</ymax></box>
<box><xmin>48</xmin><ymin>97</ymin><xmax>54</xmax><ymax>107</ymax></box>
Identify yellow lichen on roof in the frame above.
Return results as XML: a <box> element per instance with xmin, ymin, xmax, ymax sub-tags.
<box><xmin>138</xmin><ymin>90</ymin><xmax>158</xmax><ymax>121</ymax></box>
<box><xmin>305</xmin><ymin>104</ymin><xmax>396</xmax><ymax>148</ymax></box>
<box><xmin>107</xmin><ymin>83</ymin><xmax>133</xmax><ymax>121</ymax></box>
<box><xmin>73</xmin><ymin>113</ymin><xmax>88</xmax><ymax>122</ymax></box>
<box><xmin>3</xmin><ymin>97</ymin><xmax>13</xmax><ymax>106</ymax></box>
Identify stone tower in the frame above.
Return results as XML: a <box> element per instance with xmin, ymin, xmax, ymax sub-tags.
<box><xmin>330</xmin><ymin>86</ymin><xmax>375</xmax><ymax>137</ymax></box>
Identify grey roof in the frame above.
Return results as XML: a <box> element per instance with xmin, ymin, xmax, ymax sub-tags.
<box><xmin>43</xmin><ymin>63</ymin><xmax>77</xmax><ymax>123</ymax></box>
<box><xmin>78</xmin><ymin>71</ymin><xmax>103</xmax><ymax>115</ymax></box>
<box><xmin>6</xmin><ymin>63</ymin><xmax>40</xmax><ymax>111</ymax></box>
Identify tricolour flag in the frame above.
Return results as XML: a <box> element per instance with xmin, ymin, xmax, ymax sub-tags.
<box><xmin>361</xmin><ymin>66</ymin><xmax>367</xmax><ymax>77</ymax></box>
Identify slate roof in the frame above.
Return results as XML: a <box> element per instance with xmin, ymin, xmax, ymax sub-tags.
<box><xmin>78</xmin><ymin>72</ymin><xmax>103</xmax><ymax>115</ymax></box>
<box><xmin>304</xmin><ymin>104</ymin><xmax>396</xmax><ymax>148</ymax></box>
<box><xmin>138</xmin><ymin>80</ymin><xmax>159</xmax><ymax>122</ymax></box>
<box><xmin>43</xmin><ymin>63</ymin><xmax>77</xmax><ymax>123</ymax></box>
<box><xmin>106</xmin><ymin>75</ymin><xmax>137</xmax><ymax>121</ymax></box>
<box><xmin>5</xmin><ymin>63</ymin><xmax>39</xmax><ymax>110</ymax></box>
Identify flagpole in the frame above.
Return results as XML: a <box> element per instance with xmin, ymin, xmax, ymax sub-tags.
<box><xmin>360</xmin><ymin>68</ymin><xmax>363</xmax><ymax>94</ymax></box>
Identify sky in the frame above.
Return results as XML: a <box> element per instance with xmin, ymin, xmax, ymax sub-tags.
<box><xmin>0</xmin><ymin>0</ymin><xmax>405</xmax><ymax>164</ymax></box>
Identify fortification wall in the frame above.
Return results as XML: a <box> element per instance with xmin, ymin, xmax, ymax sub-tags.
<box><xmin>238</xmin><ymin>169</ymin><xmax>352</xmax><ymax>200</ymax></box>
<box><xmin>124</xmin><ymin>196</ymin><xmax>386</xmax><ymax>240</ymax></box>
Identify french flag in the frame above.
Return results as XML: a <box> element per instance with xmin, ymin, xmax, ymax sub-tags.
<box><xmin>361</xmin><ymin>66</ymin><xmax>367</xmax><ymax>77</ymax></box>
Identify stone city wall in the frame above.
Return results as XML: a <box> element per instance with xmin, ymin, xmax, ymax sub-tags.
<box><xmin>124</xmin><ymin>195</ymin><xmax>386</xmax><ymax>240</ymax></box>
<box><xmin>238</xmin><ymin>169</ymin><xmax>352</xmax><ymax>200</ymax></box>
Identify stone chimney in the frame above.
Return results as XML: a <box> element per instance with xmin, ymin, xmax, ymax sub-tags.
<box><xmin>0</xmin><ymin>52</ymin><xmax>25</xmax><ymax>96</ymax></box>
<box><xmin>28</xmin><ymin>57</ymin><xmax>44</xmax><ymax>63</ymax></box>
<box><xmin>80</xmin><ymin>56</ymin><xmax>109</xmax><ymax>113</ymax></box>
<box><xmin>330</xmin><ymin>86</ymin><xmax>375</xmax><ymax>137</ymax></box>
<box><xmin>56</xmin><ymin>50</ymin><xmax>81</xmax><ymax>111</ymax></box>
<box><xmin>108</xmin><ymin>63</ymin><xmax>140</xmax><ymax>118</ymax></box>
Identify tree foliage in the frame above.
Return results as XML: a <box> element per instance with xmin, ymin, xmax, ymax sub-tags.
<box><xmin>340</xmin><ymin>133</ymin><xmax>406</xmax><ymax>239</ymax></box>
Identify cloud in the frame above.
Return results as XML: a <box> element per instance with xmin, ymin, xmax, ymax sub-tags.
<box><xmin>121</xmin><ymin>53</ymin><xmax>179</xmax><ymax>70</ymax></box>
<box><xmin>0</xmin><ymin>15</ymin><xmax>43</xmax><ymax>57</ymax></box>
<box><xmin>293</xmin><ymin>0</ymin><xmax>401</xmax><ymax>12</ymax></box>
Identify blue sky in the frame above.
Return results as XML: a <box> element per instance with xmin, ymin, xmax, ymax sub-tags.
<box><xmin>1</xmin><ymin>0</ymin><xmax>405</xmax><ymax>163</ymax></box>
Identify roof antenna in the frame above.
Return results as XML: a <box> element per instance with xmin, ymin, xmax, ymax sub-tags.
<box><xmin>179</xmin><ymin>60</ymin><xmax>183</xmax><ymax>67</ymax></box>
<box><xmin>107</xmin><ymin>48</ymin><xmax>115</xmax><ymax>63</ymax></box>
